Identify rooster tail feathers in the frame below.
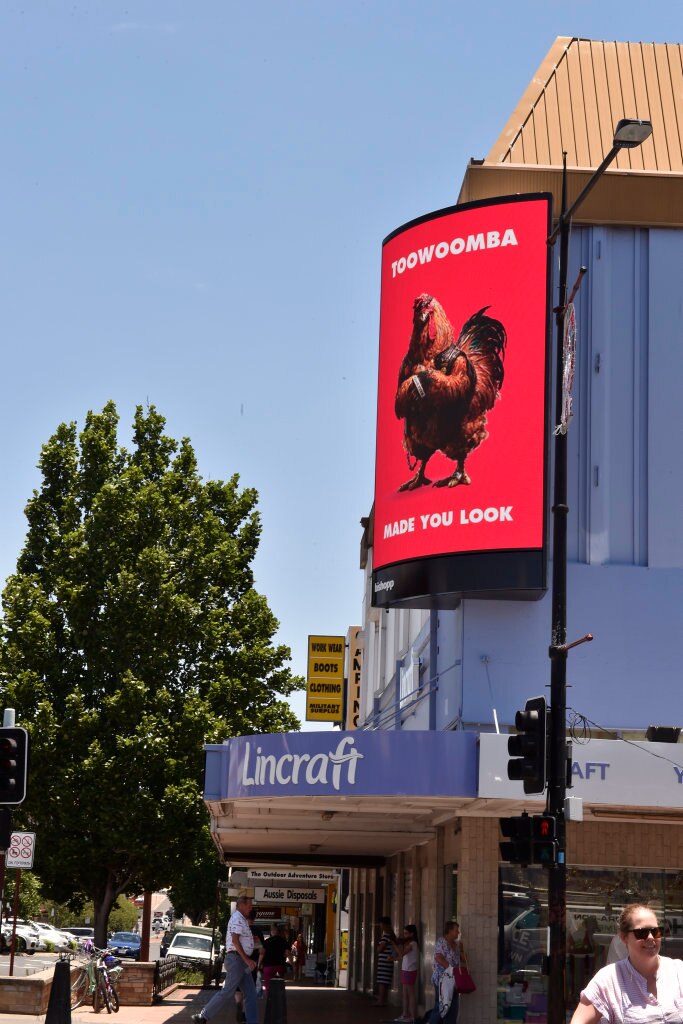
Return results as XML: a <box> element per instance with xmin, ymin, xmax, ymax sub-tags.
<box><xmin>457</xmin><ymin>306</ymin><xmax>507</xmax><ymax>392</ymax></box>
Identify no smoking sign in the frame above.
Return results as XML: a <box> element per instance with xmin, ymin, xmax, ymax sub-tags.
<box><xmin>6</xmin><ymin>832</ymin><xmax>35</xmax><ymax>870</ymax></box>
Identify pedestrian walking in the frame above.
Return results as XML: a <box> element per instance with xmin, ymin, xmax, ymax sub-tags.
<box><xmin>192</xmin><ymin>894</ymin><xmax>258</xmax><ymax>1024</ymax></box>
<box><xmin>259</xmin><ymin>924</ymin><xmax>289</xmax><ymax>995</ymax></box>
<box><xmin>430</xmin><ymin>921</ymin><xmax>465</xmax><ymax>1024</ymax></box>
<box><xmin>290</xmin><ymin>933</ymin><xmax>306</xmax><ymax>982</ymax></box>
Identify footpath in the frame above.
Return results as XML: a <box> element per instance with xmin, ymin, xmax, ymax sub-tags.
<box><xmin>0</xmin><ymin>980</ymin><xmax>398</xmax><ymax>1024</ymax></box>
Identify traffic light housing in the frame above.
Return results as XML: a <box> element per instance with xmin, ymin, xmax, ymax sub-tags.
<box><xmin>0</xmin><ymin>727</ymin><xmax>29</xmax><ymax>806</ymax></box>
<box><xmin>500</xmin><ymin>814</ymin><xmax>558</xmax><ymax>866</ymax></box>
<box><xmin>507</xmin><ymin>696</ymin><xmax>548</xmax><ymax>794</ymax></box>
<box><xmin>500</xmin><ymin>814</ymin><xmax>533</xmax><ymax>864</ymax></box>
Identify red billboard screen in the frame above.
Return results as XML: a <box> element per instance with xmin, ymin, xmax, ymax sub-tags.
<box><xmin>372</xmin><ymin>194</ymin><xmax>552</xmax><ymax>608</ymax></box>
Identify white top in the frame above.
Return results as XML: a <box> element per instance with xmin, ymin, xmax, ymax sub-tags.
<box><xmin>402</xmin><ymin>940</ymin><xmax>419</xmax><ymax>972</ymax></box>
<box><xmin>583</xmin><ymin>956</ymin><xmax>683</xmax><ymax>1023</ymax></box>
<box><xmin>226</xmin><ymin>909</ymin><xmax>254</xmax><ymax>956</ymax></box>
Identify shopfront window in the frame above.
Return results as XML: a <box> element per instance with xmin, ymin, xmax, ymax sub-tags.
<box><xmin>498</xmin><ymin>865</ymin><xmax>683</xmax><ymax>1022</ymax></box>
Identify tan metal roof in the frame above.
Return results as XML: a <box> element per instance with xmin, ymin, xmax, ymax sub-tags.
<box><xmin>489</xmin><ymin>36</ymin><xmax>683</xmax><ymax>172</ymax></box>
<box><xmin>458</xmin><ymin>36</ymin><xmax>683</xmax><ymax>227</ymax></box>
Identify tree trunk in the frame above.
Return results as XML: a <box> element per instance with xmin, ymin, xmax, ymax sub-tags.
<box><xmin>93</xmin><ymin>879</ymin><xmax>119</xmax><ymax>949</ymax></box>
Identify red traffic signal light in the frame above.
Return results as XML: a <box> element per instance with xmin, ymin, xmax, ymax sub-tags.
<box><xmin>0</xmin><ymin>727</ymin><xmax>29</xmax><ymax>806</ymax></box>
<box><xmin>532</xmin><ymin>815</ymin><xmax>556</xmax><ymax>840</ymax></box>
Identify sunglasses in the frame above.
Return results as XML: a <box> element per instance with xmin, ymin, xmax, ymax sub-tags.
<box><xmin>628</xmin><ymin>927</ymin><xmax>663</xmax><ymax>939</ymax></box>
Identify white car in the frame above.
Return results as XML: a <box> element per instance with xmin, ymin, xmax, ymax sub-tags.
<box><xmin>4</xmin><ymin>920</ymin><xmax>46</xmax><ymax>954</ymax></box>
<box><xmin>28</xmin><ymin>921</ymin><xmax>74</xmax><ymax>950</ymax></box>
<box><xmin>166</xmin><ymin>930</ymin><xmax>220</xmax><ymax>971</ymax></box>
<box><xmin>63</xmin><ymin>926</ymin><xmax>95</xmax><ymax>948</ymax></box>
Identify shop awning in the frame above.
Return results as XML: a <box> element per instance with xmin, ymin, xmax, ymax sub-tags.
<box><xmin>204</xmin><ymin>730</ymin><xmax>479</xmax><ymax>866</ymax></box>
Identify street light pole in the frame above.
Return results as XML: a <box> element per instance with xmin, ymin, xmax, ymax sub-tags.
<box><xmin>546</xmin><ymin>152</ymin><xmax>570</xmax><ymax>1024</ymax></box>
<box><xmin>545</xmin><ymin>119</ymin><xmax>652</xmax><ymax>1024</ymax></box>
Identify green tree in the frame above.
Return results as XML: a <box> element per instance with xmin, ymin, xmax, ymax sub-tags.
<box><xmin>2</xmin><ymin>870</ymin><xmax>42</xmax><ymax>920</ymax></box>
<box><xmin>167</xmin><ymin>823</ymin><xmax>230</xmax><ymax>926</ymax></box>
<box><xmin>60</xmin><ymin>896</ymin><xmax>137</xmax><ymax>933</ymax></box>
<box><xmin>0</xmin><ymin>402</ymin><xmax>303</xmax><ymax>947</ymax></box>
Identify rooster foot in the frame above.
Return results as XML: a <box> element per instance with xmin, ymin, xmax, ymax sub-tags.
<box><xmin>434</xmin><ymin>470</ymin><xmax>471</xmax><ymax>488</ymax></box>
<box><xmin>399</xmin><ymin>472</ymin><xmax>431</xmax><ymax>491</ymax></box>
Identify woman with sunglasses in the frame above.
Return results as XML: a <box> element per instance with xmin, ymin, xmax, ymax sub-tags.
<box><xmin>570</xmin><ymin>903</ymin><xmax>683</xmax><ymax>1024</ymax></box>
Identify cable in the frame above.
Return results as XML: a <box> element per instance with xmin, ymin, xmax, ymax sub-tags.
<box><xmin>567</xmin><ymin>706</ymin><xmax>683</xmax><ymax>772</ymax></box>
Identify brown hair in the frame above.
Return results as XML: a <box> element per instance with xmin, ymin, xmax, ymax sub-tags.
<box><xmin>444</xmin><ymin>920</ymin><xmax>460</xmax><ymax>935</ymax></box>
<box><xmin>618</xmin><ymin>903</ymin><xmax>657</xmax><ymax>936</ymax></box>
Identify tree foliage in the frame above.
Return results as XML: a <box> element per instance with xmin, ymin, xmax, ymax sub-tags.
<box><xmin>0</xmin><ymin>403</ymin><xmax>303</xmax><ymax>945</ymax></box>
<box><xmin>2</xmin><ymin>870</ymin><xmax>42</xmax><ymax>920</ymax></box>
<box><xmin>168</xmin><ymin>823</ymin><xmax>230</xmax><ymax>926</ymax></box>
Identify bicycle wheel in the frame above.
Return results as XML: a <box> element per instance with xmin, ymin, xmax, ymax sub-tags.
<box><xmin>70</xmin><ymin>968</ymin><xmax>89</xmax><ymax>1009</ymax></box>
<box><xmin>103</xmin><ymin>975</ymin><xmax>115</xmax><ymax>1014</ymax></box>
<box><xmin>93</xmin><ymin>973</ymin><xmax>105</xmax><ymax>1013</ymax></box>
<box><xmin>109</xmin><ymin>981</ymin><xmax>120</xmax><ymax>1013</ymax></box>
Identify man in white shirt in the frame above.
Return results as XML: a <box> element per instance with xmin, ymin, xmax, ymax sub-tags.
<box><xmin>193</xmin><ymin>894</ymin><xmax>258</xmax><ymax>1024</ymax></box>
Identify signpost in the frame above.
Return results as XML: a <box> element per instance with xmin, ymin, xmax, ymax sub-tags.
<box><xmin>7</xmin><ymin>831</ymin><xmax>35</xmax><ymax>870</ymax></box>
<box><xmin>5</xmin><ymin>832</ymin><xmax>36</xmax><ymax>976</ymax></box>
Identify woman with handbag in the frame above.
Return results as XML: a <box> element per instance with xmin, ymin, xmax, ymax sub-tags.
<box><xmin>430</xmin><ymin>921</ymin><xmax>467</xmax><ymax>1024</ymax></box>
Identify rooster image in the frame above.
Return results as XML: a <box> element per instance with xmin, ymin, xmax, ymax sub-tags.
<box><xmin>394</xmin><ymin>293</ymin><xmax>507</xmax><ymax>490</ymax></box>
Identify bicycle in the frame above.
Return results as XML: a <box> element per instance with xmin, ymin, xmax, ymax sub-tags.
<box><xmin>69</xmin><ymin>945</ymin><xmax>123</xmax><ymax>1012</ymax></box>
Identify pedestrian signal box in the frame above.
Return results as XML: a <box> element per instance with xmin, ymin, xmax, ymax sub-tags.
<box><xmin>500</xmin><ymin>814</ymin><xmax>557</xmax><ymax>866</ymax></box>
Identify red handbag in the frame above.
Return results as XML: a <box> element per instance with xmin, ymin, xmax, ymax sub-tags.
<box><xmin>454</xmin><ymin>964</ymin><xmax>476</xmax><ymax>994</ymax></box>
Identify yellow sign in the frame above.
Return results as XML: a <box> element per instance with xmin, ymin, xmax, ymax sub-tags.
<box><xmin>340</xmin><ymin>929</ymin><xmax>349</xmax><ymax>970</ymax></box>
<box><xmin>344</xmin><ymin>626</ymin><xmax>363</xmax><ymax>730</ymax></box>
<box><xmin>306</xmin><ymin>634</ymin><xmax>345</xmax><ymax>722</ymax></box>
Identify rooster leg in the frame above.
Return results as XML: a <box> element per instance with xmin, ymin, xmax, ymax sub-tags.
<box><xmin>399</xmin><ymin>460</ymin><xmax>431</xmax><ymax>491</ymax></box>
<box><xmin>434</xmin><ymin>461</ymin><xmax>471</xmax><ymax>488</ymax></box>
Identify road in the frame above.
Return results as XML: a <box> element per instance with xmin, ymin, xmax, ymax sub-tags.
<box><xmin>0</xmin><ymin>934</ymin><xmax>163</xmax><ymax>978</ymax></box>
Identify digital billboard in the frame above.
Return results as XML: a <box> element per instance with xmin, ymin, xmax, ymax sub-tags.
<box><xmin>373</xmin><ymin>194</ymin><xmax>552</xmax><ymax>608</ymax></box>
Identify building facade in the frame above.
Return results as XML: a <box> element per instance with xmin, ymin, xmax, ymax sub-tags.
<box><xmin>203</xmin><ymin>37</ymin><xmax>683</xmax><ymax>1024</ymax></box>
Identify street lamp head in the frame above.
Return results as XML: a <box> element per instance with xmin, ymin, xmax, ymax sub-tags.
<box><xmin>613</xmin><ymin>118</ymin><xmax>653</xmax><ymax>149</ymax></box>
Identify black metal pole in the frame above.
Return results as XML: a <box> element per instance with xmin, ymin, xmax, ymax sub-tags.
<box><xmin>547</xmin><ymin>152</ymin><xmax>570</xmax><ymax>1024</ymax></box>
<box><xmin>544</xmin><ymin>127</ymin><xmax>647</xmax><ymax>1024</ymax></box>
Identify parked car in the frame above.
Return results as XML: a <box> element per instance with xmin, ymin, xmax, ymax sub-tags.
<box><xmin>28</xmin><ymin>921</ymin><xmax>74</xmax><ymax>950</ymax></box>
<box><xmin>63</xmin><ymin>929</ymin><xmax>94</xmax><ymax>942</ymax></box>
<box><xmin>160</xmin><ymin>925</ymin><xmax>215</xmax><ymax>959</ymax></box>
<box><xmin>107</xmin><ymin>931</ymin><xmax>142</xmax><ymax>960</ymax></box>
<box><xmin>1</xmin><ymin>924</ymin><xmax>16</xmax><ymax>954</ymax></box>
<box><xmin>63</xmin><ymin>926</ymin><xmax>95</xmax><ymax>947</ymax></box>
<box><xmin>165</xmin><ymin>929</ymin><xmax>220</xmax><ymax>972</ymax></box>
<box><xmin>3</xmin><ymin>920</ymin><xmax>46</xmax><ymax>954</ymax></box>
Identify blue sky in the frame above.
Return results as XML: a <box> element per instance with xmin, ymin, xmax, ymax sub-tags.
<box><xmin>0</xmin><ymin>2</ymin><xmax>677</xmax><ymax>729</ymax></box>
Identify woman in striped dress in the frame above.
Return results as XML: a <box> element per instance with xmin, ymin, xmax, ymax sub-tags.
<box><xmin>374</xmin><ymin>917</ymin><xmax>397</xmax><ymax>1006</ymax></box>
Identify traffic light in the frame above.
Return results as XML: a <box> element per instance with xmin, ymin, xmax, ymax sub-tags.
<box><xmin>0</xmin><ymin>727</ymin><xmax>29</xmax><ymax>806</ymax></box>
<box><xmin>500</xmin><ymin>814</ymin><xmax>558</xmax><ymax>866</ymax></box>
<box><xmin>507</xmin><ymin>696</ymin><xmax>548</xmax><ymax>794</ymax></box>
<box><xmin>500</xmin><ymin>814</ymin><xmax>533</xmax><ymax>864</ymax></box>
<box><xmin>531</xmin><ymin>814</ymin><xmax>557</xmax><ymax>866</ymax></box>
